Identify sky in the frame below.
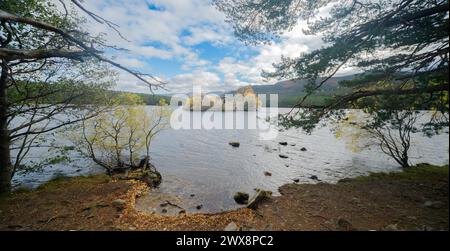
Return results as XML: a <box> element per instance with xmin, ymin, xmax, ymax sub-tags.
<box><xmin>74</xmin><ymin>0</ymin><xmax>340</xmax><ymax>94</ymax></box>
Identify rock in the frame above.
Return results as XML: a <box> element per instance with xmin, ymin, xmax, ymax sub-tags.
<box><xmin>407</xmin><ymin>216</ymin><xmax>417</xmax><ymax>221</ymax></box>
<box><xmin>310</xmin><ymin>175</ymin><xmax>319</xmax><ymax>181</ymax></box>
<box><xmin>424</xmin><ymin>201</ymin><xmax>444</xmax><ymax>209</ymax></box>
<box><xmin>224</xmin><ymin>222</ymin><xmax>239</xmax><ymax>231</ymax></box>
<box><xmin>279</xmin><ymin>154</ymin><xmax>289</xmax><ymax>159</ymax></box>
<box><xmin>95</xmin><ymin>203</ymin><xmax>109</xmax><ymax>208</ymax></box>
<box><xmin>179</xmin><ymin>210</ymin><xmax>186</xmax><ymax>215</ymax></box>
<box><xmin>285</xmin><ymin>164</ymin><xmax>290</xmax><ymax>167</ymax></box>
<box><xmin>336</xmin><ymin>218</ymin><xmax>353</xmax><ymax>231</ymax></box>
<box><xmin>7</xmin><ymin>225</ymin><xmax>24</xmax><ymax>230</ymax></box>
<box><xmin>112</xmin><ymin>199</ymin><xmax>126</xmax><ymax>210</ymax></box>
<box><xmin>241</xmin><ymin>225</ymin><xmax>257</xmax><ymax>231</ymax></box>
<box><xmin>383</xmin><ymin>224</ymin><xmax>399</xmax><ymax>231</ymax></box>
<box><xmin>293</xmin><ymin>178</ymin><xmax>300</xmax><ymax>183</ymax></box>
<box><xmin>424</xmin><ymin>201</ymin><xmax>433</xmax><ymax>207</ymax></box>
<box><xmin>290</xmin><ymin>143</ymin><xmax>296</xmax><ymax>146</ymax></box>
<box><xmin>190</xmin><ymin>194</ymin><xmax>195</xmax><ymax>197</ymax></box>
<box><xmin>247</xmin><ymin>189</ymin><xmax>272</xmax><ymax>209</ymax></box>
<box><xmin>229</xmin><ymin>142</ymin><xmax>240</xmax><ymax>147</ymax></box>
<box><xmin>300</xmin><ymin>147</ymin><xmax>307</xmax><ymax>151</ymax></box>
<box><xmin>161</xmin><ymin>208</ymin><xmax>168</xmax><ymax>213</ymax></box>
<box><xmin>279</xmin><ymin>142</ymin><xmax>288</xmax><ymax>146</ymax></box>
<box><xmin>264</xmin><ymin>171</ymin><xmax>272</xmax><ymax>176</ymax></box>
<box><xmin>196</xmin><ymin>204</ymin><xmax>203</xmax><ymax>210</ymax></box>
<box><xmin>418</xmin><ymin>225</ymin><xmax>434</xmax><ymax>231</ymax></box>
<box><xmin>234</xmin><ymin>192</ymin><xmax>250</xmax><ymax>204</ymax></box>
<box><xmin>351</xmin><ymin>197</ymin><xmax>361</xmax><ymax>204</ymax></box>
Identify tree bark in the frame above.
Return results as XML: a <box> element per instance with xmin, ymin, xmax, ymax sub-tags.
<box><xmin>0</xmin><ymin>61</ymin><xmax>12</xmax><ymax>193</ymax></box>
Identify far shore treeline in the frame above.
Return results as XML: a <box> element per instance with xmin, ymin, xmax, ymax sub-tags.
<box><xmin>7</xmin><ymin>80</ymin><xmax>171</xmax><ymax>106</ymax></box>
<box><xmin>9</xmin><ymin>76</ymin><xmax>448</xmax><ymax>109</ymax></box>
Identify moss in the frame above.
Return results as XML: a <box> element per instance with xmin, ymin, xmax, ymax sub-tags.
<box><xmin>12</xmin><ymin>186</ymin><xmax>32</xmax><ymax>194</ymax></box>
<box><xmin>36</xmin><ymin>174</ymin><xmax>111</xmax><ymax>191</ymax></box>
<box><xmin>0</xmin><ymin>186</ymin><xmax>33</xmax><ymax>202</ymax></box>
<box><xmin>339</xmin><ymin>164</ymin><xmax>449</xmax><ymax>183</ymax></box>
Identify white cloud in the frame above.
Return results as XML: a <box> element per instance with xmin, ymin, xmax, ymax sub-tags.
<box><xmin>182</xmin><ymin>25</ymin><xmax>233</xmax><ymax>46</ymax></box>
<box><xmin>169</xmin><ymin>71</ymin><xmax>223</xmax><ymax>93</ymax></box>
<box><xmin>63</xmin><ymin>0</ymin><xmax>349</xmax><ymax>94</ymax></box>
<box><xmin>114</xmin><ymin>56</ymin><xmax>146</xmax><ymax>68</ymax></box>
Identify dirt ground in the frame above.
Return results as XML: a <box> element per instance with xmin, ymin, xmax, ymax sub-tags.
<box><xmin>0</xmin><ymin>164</ymin><xmax>448</xmax><ymax>231</ymax></box>
<box><xmin>253</xmin><ymin>165</ymin><xmax>449</xmax><ymax>231</ymax></box>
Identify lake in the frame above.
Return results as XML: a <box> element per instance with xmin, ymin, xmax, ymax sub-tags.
<box><xmin>11</xmin><ymin>107</ymin><xmax>450</xmax><ymax>214</ymax></box>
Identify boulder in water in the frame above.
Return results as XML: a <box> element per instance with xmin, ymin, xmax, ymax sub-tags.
<box><xmin>234</xmin><ymin>192</ymin><xmax>249</xmax><ymax>204</ymax></box>
<box><xmin>229</xmin><ymin>142</ymin><xmax>240</xmax><ymax>147</ymax></box>
<box><xmin>279</xmin><ymin>154</ymin><xmax>289</xmax><ymax>159</ymax></box>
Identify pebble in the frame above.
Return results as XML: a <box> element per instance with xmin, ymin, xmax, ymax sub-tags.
<box><xmin>224</xmin><ymin>222</ymin><xmax>239</xmax><ymax>231</ymax></box>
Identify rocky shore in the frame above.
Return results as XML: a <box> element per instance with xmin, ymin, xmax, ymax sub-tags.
<box><xmin>0</xmin><ymin>164</ymin><xmax>447</xmax><ymax>231</ymax></box>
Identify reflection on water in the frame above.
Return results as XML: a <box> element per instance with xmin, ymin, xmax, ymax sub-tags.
<box><xmin>12</xmin><ymin>108</ymin><xmax>450</xmax><ymax>213</ymax></box>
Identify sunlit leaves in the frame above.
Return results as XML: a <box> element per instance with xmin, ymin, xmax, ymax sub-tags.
<box><xmin>73</xmin><ymin>93</ymin><xmax>170</xmax><ymax>169</ymax></box>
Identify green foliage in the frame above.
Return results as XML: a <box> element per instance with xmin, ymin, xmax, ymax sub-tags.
<box><xmin>214</xmin><ymin>0</ymin><xmax>449</xmax><ymax>132</ymax></box>
<box><xmin>0</xmin><ymin>0</ymin><xmax>92</xmax><ymax>52</ymax></box>
<box><xmin>35</xmin><ymin>174</ymin><xmax>111</xmax><ymax>191</ymax></box>
<box><xmin>1</xmin><ymin>0</ymin><xmax>118</xmax><ymax>183</ymax></box>
<box><xmin>72</xmin><ymin>93</ymin><xmax>170</xmax><ymax>171</ymax></box>
<box><xmin>14</xmin><ymin>143</ymin><xmax>74</xmax><ymax>175</ymax></box>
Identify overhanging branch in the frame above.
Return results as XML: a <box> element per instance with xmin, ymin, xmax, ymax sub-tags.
<box><xmin>298</xmin><ymin>84</ymin><xmax>449</xmax><ymax>109</ymax></box>
<box><xmin>0</xmin><ymin>48</ymin><xmax>88</xmax><ymax>61</ymax></box>
<box><xmin>0</xmin><ymin>9</ymin><xmax>167</xmax><ymax>91</ymax></box>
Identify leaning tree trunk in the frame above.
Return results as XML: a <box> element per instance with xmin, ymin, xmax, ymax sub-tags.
<box><xmin>400</xmin><ymin>153</ymin><xmax>410</xmax><ymax>169</ymax></box>
<box><xmin>0</xmin><ymin>62</ymin><xmax>12</xmax><ymax>193</ymax></box>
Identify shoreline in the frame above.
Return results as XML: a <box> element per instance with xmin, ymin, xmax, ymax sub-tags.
<box><xmin>0</xmin><ymin>164</ymin><xmax>448</xmax><ymax>231</ymax></box>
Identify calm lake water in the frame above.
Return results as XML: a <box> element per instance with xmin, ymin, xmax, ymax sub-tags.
<box><xmin>12</xmin><ymin>107</ymin><xmax>449</xmax><ymax>213</ymax></box>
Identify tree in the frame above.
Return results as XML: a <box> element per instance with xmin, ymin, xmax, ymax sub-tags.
<box><xmin>0</xmin><ymin>0</ymin><xmax>166</xmax><ymax>192</ymax></box>
<box><xmin>141</xmin><ymin>99</ymin><xmax>171</xmax><ymax>168</ymax></box>
<box><xmin>368</xmin><ymin>111</ymin><xmax>419</xmax><ymax>168</ymax></box>
<box><xmin>213</xmin><ymin>0</ymin><xmax>449</xmax><ymax>131</ymax></box>
<box><xmin>334</xmin><ymin>82</ymin><xmax>448</xmax><ymax>167</ymax></box>
<box><xmin>74</xmin><ymin>93</ymin><xmax>169</xmax><ymax>176</ymax></box>
<box><xmin>334</xmin><ymin>110</ymin><xmax>428</xmax><ymax>168</ymax></box>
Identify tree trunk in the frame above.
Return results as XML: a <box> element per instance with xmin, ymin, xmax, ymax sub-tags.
<box><xmin>0</xmin><ymin>62</ymin><xmax>12</xmax><ymax>193</ymax></box>
<box><xmin>401</xmin><ymin>156</ymin><xmax>410</xmax><ymax>169</ymax></box>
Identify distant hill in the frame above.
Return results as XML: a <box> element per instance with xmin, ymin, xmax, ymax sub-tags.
<box><xmin>229</xmin><ymin>75</ymin><xmax>356</xmax><ymax>107</ymax></box>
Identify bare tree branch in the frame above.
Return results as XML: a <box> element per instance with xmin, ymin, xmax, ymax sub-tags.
<box><xmin>0</xmin><ymin>9</ymin><xmax>168</xmax><ymax>91</ymax></box>
<box><xmin>0</xmin><ymin>47</ymin><xmax>88</xmax><ymax>61</ymax></box>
